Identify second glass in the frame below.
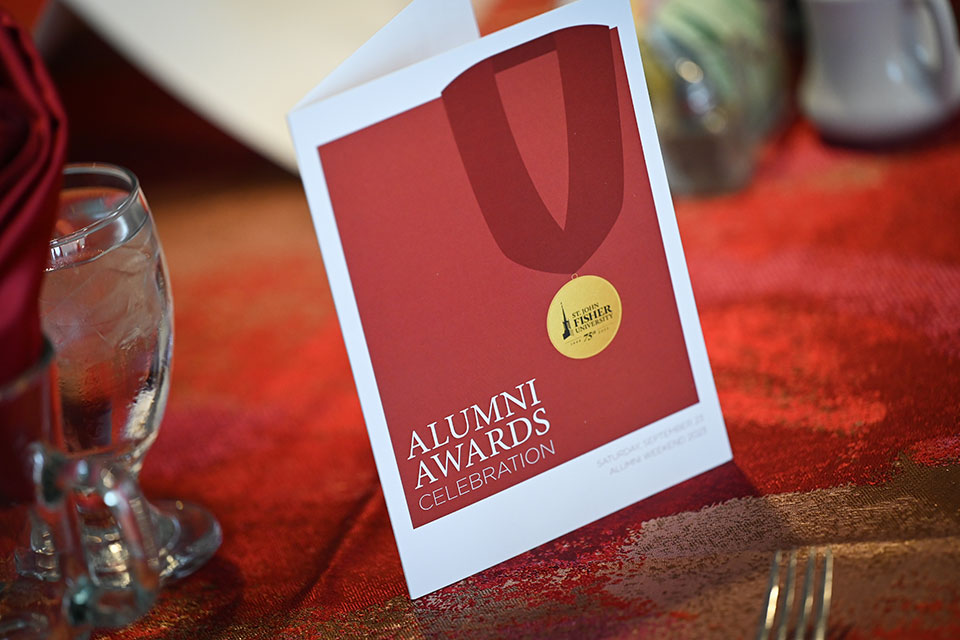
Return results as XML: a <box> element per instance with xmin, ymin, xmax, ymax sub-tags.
<box><xmin>38</xmin><ymin>162</ymin><xmax>221</xmax><ymax>585</ymax></box>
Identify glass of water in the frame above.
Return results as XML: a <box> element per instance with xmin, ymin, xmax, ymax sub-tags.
<box><xmin>39</xmin><ymin>163</ymin><xmax>220</xmax><ymax>585</ymax></box>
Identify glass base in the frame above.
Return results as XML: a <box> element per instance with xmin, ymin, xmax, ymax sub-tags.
<box><xmin>152</xmin><ymin>499</ymin><xmax>222</xmax><ymax>583</ymax></box>
<box><xmin>0</xmin><ymin>580</ymin><xmax>84</xmax><ymax>640</ymax></box>
<box><xmin>18</xmin><ymin>499</ymin><xmax>221</xmax><ymax>588</ymax></box>
<box><xmin>15</xmin><ymin>510</ymin><xmax>59</xmax><ymax>582</ymax></box>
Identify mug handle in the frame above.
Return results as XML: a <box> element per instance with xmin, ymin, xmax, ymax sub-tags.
<box><xmin>31</xmin><ymin>445</ymin><xmax>160</xmax><ymax>630</ymax></box>
<box><xmin>916</xmin><ymin>0</ymin><xmax>960</xmax><ymax>98</ymax></box>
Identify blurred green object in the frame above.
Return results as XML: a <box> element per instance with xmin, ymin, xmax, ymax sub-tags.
<box><xmin>638</xmin><ymin>0</ymin><xmax>788</xmax><ymax>195</ymax></box>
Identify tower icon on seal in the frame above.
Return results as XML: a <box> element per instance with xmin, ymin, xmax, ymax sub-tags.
<box><xmin>560</xmin><ymin>303</ymin><xmax>572</xmax><ymax>340</ymax></box>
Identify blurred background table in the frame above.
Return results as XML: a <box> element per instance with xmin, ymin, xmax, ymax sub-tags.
<box><xmin>8</xmin><ymin>0</ymin><xmax>960</xmax><ymax>637</ymax></box>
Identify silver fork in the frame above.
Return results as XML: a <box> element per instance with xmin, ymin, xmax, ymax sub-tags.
<box><xmin>756</xmin><ymin>548</ymin><xmax>834</xmax><ymax>640</ymax></box>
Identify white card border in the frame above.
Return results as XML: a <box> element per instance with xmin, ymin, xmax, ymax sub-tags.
<box><xmin>288</xmin><ymin>0</ymin><xmax>731</xmax><ymax>598</ymax></box>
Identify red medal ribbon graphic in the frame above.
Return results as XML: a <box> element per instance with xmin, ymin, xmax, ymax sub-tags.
<box><xmin>442</xmin><ymin>25</ymin><xmax>624</xmax><ymax>275</ymax></box>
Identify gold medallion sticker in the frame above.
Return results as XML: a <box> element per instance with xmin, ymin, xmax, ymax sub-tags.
<box><xmin>546</xmin><ymin>275</ymin><xmax>622</xmax><ymax>359</ymax></box>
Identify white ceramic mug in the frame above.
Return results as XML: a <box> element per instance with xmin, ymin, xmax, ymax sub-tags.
<box><xmin>800</xmin><ymin>0</ymin><xmax>960</xmax><ymax>143</ymax></box>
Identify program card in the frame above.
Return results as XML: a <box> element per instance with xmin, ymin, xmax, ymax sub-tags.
<box><xmin>288</xmin><ymin>0</ymin><xmax>731</xmax><ymax>598</ymax></box>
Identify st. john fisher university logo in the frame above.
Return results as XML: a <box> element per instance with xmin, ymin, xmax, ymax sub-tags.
<box><xmin>546</xmin><ymin>275</ymin><xmax>622</xmax><ymax>359</ymax></box>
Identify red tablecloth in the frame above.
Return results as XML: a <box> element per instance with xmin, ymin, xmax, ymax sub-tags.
<box><xmin>34</xmin><ymin>4</ymin><xmax>956</xmax><ymax>638</ymax></box>
<box><xmin>93</xmin><ymin>116</ymin><xmax>960</xmax><ymax>640</ymax></box>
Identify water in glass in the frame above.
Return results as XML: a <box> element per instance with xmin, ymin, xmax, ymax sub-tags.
<box><xmin>40</xmin><ymin>186</ymin><xmax>171</xmax><ymax>473</ymax></box>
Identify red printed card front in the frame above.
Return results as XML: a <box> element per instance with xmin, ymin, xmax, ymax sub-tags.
<box><xmin>289</xmin><ymin>0</ymin><xmax>730</xmax><ymax>598</ymax></box>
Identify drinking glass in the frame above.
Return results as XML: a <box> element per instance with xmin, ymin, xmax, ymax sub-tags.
<box><xmin>38</xmin><ymin>163</ymin><xmax>221</xmax><ymax>585</ymax></box>
<box><xmin>1</xmin><ymin>340</ymin><xmax>159</xmax><ymax>638</ymax></box>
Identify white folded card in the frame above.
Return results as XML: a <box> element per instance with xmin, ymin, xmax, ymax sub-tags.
<box><xmin>288</xmin><ymin>0</ymin><xmax>731</xmax><ymax>598</ymax></box>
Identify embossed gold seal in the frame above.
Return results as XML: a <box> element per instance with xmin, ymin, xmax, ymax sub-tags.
<box><xmin>546</xmin><ymin>275</ymin><xmax>622</xmax><ymax>359</ymax></box>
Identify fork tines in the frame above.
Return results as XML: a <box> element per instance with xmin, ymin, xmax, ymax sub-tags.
<box><xmin>756</xmin><ymin>547</ymin><xmax>834</xmax><ymax>640</ymax></box>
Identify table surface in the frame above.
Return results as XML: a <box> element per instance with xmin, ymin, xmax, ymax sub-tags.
<box><xmin>40</xmin><ymin>2</ymin><xmax>960</xmax><ymax>638</ymax></box>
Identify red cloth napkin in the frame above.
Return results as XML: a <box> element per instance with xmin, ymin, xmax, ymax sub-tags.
<box><xmin>0</xmin><ymin>9</ymin><xmax>66</xmax><ymax>387</ymax></box>
<box><xmin>0</xmin><ymin>10</ymin><xmax>66</xmax><ymax>505</ymax></box>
